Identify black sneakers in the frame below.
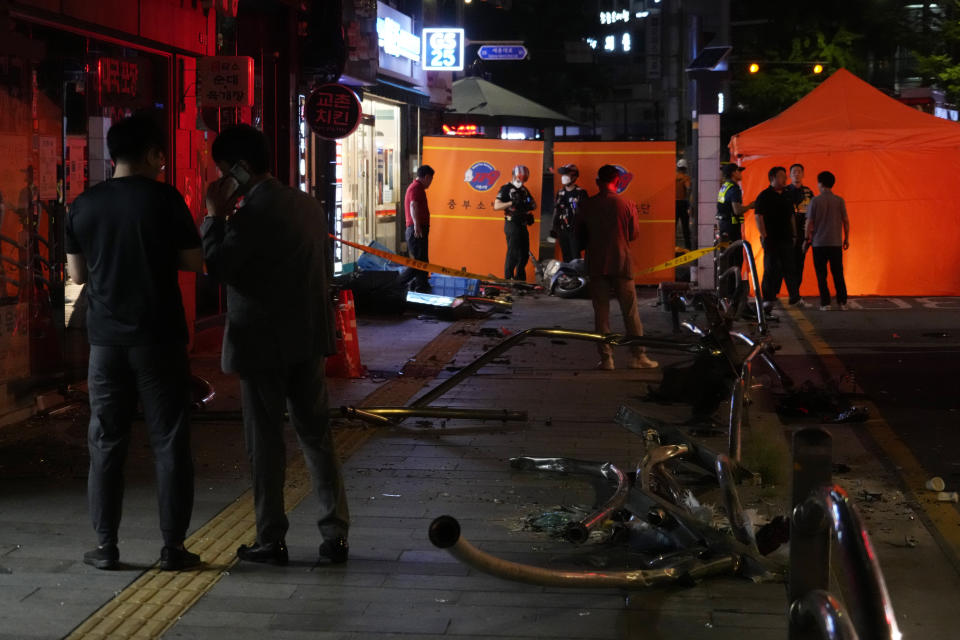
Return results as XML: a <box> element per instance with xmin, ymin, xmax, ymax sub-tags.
<box><xmin>160</xmin><ymin>545</ymin><xmax>202</xmax><ymax>571</ymax></box>
<box><xmin>83</xmin><ymin>544</ymin><xmax>119</xmax><ymax>570</ymax></box>
<box><xmin>318</xmin><ymin>537</ymin><xmax>349</xmax><ymax>564</ymax></box>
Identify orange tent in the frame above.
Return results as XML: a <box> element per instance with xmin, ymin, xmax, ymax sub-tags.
<box><xmin>729</xmin><ymin>68</ymin><xmax>960</xmax><ymax>296</ymax></box>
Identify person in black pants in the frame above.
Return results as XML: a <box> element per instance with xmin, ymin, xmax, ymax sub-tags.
<box><xmin>550</xmin><ymin>164</ymin><xmax>587</xmax><ymax>262</ymax></box>
<box><xmin>804</xmin><ymin>171</ymin><xmax>850</xmax><ymax>310</ymax></box>
<box><xmin>754</xmin><ymin>166</ymin><xmax>805</xmax><ymax>309</ymax></box>
<box><xmin>203</xmin><ymin>125</ymin><xmax>349</xmax><ymax>567</ymax></box>
<box><xmin>494</xmin><ymin>165</ymin><xmax>536</xmax><ymax>280</ymax></box>
<box><xmin>397</xmin><ymin>165</ymin><xmax>434</xmax><ymax>292</ymax></box>
<box><xmin>65</xmin><ymin>115</ymin><xmax>203</xmax><ymax>571</ymax></box>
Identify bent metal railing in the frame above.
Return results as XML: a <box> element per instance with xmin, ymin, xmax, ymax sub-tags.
<box><xmin>789</xmin><ymin>428</ymin><xmax>901</xmax><ymax>640</ymax></box>
<box><xmin>716</xmin><ymin>239</ymin><xmax>767</xmax><ymax>335</ymax></box>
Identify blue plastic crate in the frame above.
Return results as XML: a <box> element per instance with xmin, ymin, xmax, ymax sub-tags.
<box><xmin>428</xmin><ymin>274</ymin><xmax>480</xmax><ymax>297</ymax></box>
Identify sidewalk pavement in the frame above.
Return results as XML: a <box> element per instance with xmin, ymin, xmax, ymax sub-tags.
<box><xmin>0</xmin><ymin>289</ymin><xmax>957</xmax><ymax>639</ymax></box>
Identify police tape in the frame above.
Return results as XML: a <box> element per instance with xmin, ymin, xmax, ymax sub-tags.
<box><xmin>330</xmin><ymin>234</ymin><xmax>520</xmax><ymax>285</ymax></box>
<box><xmin>633</xmin><ymin>245</ymin><xmax>719</xmax><ymax>275</ymax></box>
<box><xmin>331</xmin><ymin>234</ymin><xmax>722</xmax><ymax>284</ymax></box>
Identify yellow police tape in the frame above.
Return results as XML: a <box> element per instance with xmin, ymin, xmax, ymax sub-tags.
<box><xmin>330</xmin><ymin>235</ymin><xmax>721</xmax><ymax>283</ymax></box>
<box><xmin>633</xmin><ymin>245</ymin><xmax>717</xmax><ymax>275</ymax></box>
<box><xmin>331</xmin><ymin>234</ymin><xmax>520</xmax><ymax>285</ymax></box>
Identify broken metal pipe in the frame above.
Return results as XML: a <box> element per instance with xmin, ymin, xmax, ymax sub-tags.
<box><xmin>338</xmin><ymin>406</ymin><xmax>528</xmax><ymax>424</ymax></box>
<box><xmin>789</xmin><ymin>590</ymin><xmax>860</xmax><ymax>640</ymax></box>
<box><xmin>411</xmin><ymin>327</ymin><xmax>705</xmax><ymax>408</ymax></box>
<box><xmin>428</xmin><ymin>515</ymin><xmax>739</xmax><ymax>588</ymax></box>
<box><xmin>509</xmin><ymin>457</ymin><xmax>629</xmax><ymax>544</ymax></box>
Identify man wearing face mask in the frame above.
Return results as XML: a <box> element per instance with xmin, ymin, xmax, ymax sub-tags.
<box><xmin>494</xmin><ymin>165</ymin><xmax>536</xmax><ymax>280</ymax></box>
<box><xmin>550</xmin><ymin>164</ymin><xmax>587</xmax><ymax>263</ymax></box>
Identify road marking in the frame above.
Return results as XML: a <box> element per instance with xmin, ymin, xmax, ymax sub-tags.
<box><xmin>785</xmin><ymin>307</ymin><xmax>960</xmax><ymax>574</ymax></box>
<box><xmin>67</xmin><ymin>321</ymin><xmax>477</xmax><ymax>639</ymax></box>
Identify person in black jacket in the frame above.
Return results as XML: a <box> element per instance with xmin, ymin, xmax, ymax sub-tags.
<box><xmin>494</xmin><ymin>165</ymin><xmax>536</xmax><ymax>280</ymax></box>
<box><xmin>550</xmin><ymin>164</ymin><xmax>587</xmax><ymax>262</ymax></box>
<box><xmin>202</xmin><ymin>125</ymin><xmax>349</xmax><ymax>566</ymax></box>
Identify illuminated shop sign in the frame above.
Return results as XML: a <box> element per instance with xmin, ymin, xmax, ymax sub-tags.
<box><xmin>599</xmin><ymin>9</ymin><xmax>650</xmax><ymax>24</ymax></box>
<box><xmin>422</xmin><ymin>28</ymin><xmax>465</xmax><ymax>71</ymax></box>
<box><xmin>442</xmin><ymin>123</ymin><xmax>482</xmax><ymax>136</ymax></box>
<box><xmin>377</xmin><ymin>15</ymin><xmax>421</xmax><ymax>62</ymax></box>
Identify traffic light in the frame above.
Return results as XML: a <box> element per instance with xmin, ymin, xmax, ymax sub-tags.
<box><xmin>748</xmin><ymin>63</ymin><xmax>760</xmax><ymax>74</ymax></box>
<box><xmin>813</xmin><ymin>64</ymin><xmax>824</xmax><ymax>74</ymax></box>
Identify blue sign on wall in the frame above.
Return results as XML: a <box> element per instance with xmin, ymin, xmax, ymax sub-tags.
<box><xmin>477</xmin><ymin>45</ymin><xmax>528</xmax><ymax>61</ymax></box>
<box><xmin>422</xmin><ymin>28</ymin><xmax>465</xmax><ymax>71</ymax></box>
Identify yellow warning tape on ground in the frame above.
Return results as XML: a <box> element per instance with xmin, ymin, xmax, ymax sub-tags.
<box><xmin>332</xmin><ymin>234</ymin><xmax>520</xmax><ymax>285</ymax></box>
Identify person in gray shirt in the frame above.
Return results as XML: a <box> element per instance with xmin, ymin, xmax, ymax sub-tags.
<box><xmin>804</xmin><ymin>171</ymin><xmax>850</xmax><ymax>310</ymax></box>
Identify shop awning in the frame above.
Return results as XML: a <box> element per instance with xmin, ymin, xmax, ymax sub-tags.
<box><xmin>450</xmin><ymin>77</ymin><xmax>574</xmax><ymax>123</ymax></box>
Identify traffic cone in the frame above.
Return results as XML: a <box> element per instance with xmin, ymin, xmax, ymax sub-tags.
<box><xmin>326</xmin><ymin>289</ymin><xmax>365</xmax><ymax>378</ymax></box>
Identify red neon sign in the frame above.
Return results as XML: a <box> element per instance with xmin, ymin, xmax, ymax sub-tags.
<box><xmin>442</xmin><ymin>123</ymin><xmax>481</xmax><ymax>137</ymax></box>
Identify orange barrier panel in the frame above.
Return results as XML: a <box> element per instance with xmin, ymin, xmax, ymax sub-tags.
<box><xmin>553</xmin><ymin>141</ymin><xmax>675</xmax><ymax>285</ymax></box>
<box><xmin>422</xmin><ymin>137</ymin><xmax>543</xmax><ymax>282</ymax></box>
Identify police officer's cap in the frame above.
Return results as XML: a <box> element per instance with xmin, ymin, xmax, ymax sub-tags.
<box><xmin>721</xmin><ymin>163</ymin><xmax>745</xmax><ymax>178</ymax></box>
<box><xmin>557</xmin><ymin>164</ymin><xmax>579</xmax><ymax>177</ymax></box>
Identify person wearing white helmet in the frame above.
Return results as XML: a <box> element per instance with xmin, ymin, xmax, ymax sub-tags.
<box><xmin>494</xmin><ymin>165</ymin><xmax>537</xmax><ymax>280</ymax></box>
<box><xmin>675</xmin><ymin>159</ymin><xmax>692</xmax><ymax>249</ymax></box>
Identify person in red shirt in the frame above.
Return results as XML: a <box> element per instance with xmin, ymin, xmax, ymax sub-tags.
<box><xmin>575</xmin><ymin>165</ymin><xmax>658</xmax><ymax>371</ymax></box>
<box><xmin>398</xmin><ymin>165</ymin><xmax>434</xmax><ymax>292</ymax></box>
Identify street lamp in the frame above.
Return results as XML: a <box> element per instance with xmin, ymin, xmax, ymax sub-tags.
<box><xmin>813</xmin><ymin>63</ymin><xmax>824</xmax><ymax>74</ymax></box>
<box><xmin>748</xmin><ymin>62</ymin><xmax>760</xmax><ymax>74</ymax></box>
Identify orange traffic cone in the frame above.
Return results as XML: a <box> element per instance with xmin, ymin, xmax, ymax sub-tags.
<box><xmin>326</xmin><ymin>289</ymin><xmax>365</xmax><ymax>378</ymax></box>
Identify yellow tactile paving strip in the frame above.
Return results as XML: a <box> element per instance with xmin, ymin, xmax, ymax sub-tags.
<box><xmin>786</xmin><ymin>307</ymin><xmax>960</xmax><ymax>574</ymax></box>
<box><xmin>67</xmin><ymin>321</ymin><xmax>476</xmax><ymax>639</ymax></box>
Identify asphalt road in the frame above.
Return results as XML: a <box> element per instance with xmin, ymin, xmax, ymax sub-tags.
<box><xmin>795</xmin><ymin>296</ymin><xmax>960</xmax><ymax>494</ymax></box>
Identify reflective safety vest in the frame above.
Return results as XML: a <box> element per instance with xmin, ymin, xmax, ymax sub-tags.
<box><xmin>717</xmin><ymin>180</ymin><xmax>743</xmax><ymax>224</ymax></box>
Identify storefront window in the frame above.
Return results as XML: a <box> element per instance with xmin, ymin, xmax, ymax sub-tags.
<box><xmin>0</xmin><ymin>19</ymin><xmax>171</xmax><ymax>401</ymax></box>
<box><xmin>330</xmin><ymin>96</ymin><xmax>401</xmax><ymax>272</ymax></box>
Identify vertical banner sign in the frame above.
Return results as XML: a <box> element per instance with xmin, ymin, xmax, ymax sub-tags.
<box><xmin>196</xmin><ymin>56</ymin><xmax>255</xmax><ymax>107</ymax></box>
<box><xmin>553</xmin><ymin>141</ymin><xmax>675</xmax><ymax>284</ymax></box>
<box><xmin>422</xmin><ymin>137</ymin><xmax>543</xmax><ymax>282</ymax></box>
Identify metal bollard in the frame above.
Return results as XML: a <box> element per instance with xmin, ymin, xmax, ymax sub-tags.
<box><xmin>789</xmin><ymin>428</ymin><xmax>834</xmax><ymax>640</ymax></box>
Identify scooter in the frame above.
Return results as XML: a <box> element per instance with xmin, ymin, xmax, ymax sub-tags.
<box><xmin>529</xmin><ymin>251</ymin><xmax>589</xmax><ymax>298</ymax></box>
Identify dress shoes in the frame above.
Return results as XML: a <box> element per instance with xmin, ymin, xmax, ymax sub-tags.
<box><xmin>318</xmin><ymin>537</ymin><xmax>349</xmax><ymax>564</ymax></box>
<box><xmin>160</xmin><ymin>545</ymin><xmax>202</xmax><ymax>571</ymax></box>
<box><xmin>236</xmin><ymin>540</ymin><xmax>289</xmax><ymax>566</ymax></box>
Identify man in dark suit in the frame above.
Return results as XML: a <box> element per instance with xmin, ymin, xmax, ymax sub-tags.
<box><xmin>201</xmin><ymin>125</ymin><xmax>349</xmax><ymax>566</ymax></box>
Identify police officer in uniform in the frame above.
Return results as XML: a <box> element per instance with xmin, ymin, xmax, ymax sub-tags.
<box><xmin>494</xmin><ymin>165</ymin><xmax>536</xmax><ymax>280</ymax></box>
<box><xmin>716</xmin><ymin>163</ymin><xmax>754</xmax><ymax>295</ymax></box>
<box><xmin>550</xmin><ymin>164</ymin><xmax>587</xmax><ymax>263</ymax></box>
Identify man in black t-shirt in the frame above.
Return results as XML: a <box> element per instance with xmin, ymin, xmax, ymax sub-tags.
<box><xmin>493</xmin><ymin>165</ymin><xmax>536</xmax><ymax>280</ymax></box>
<box><xmin>787</xmin><ymin>163</ymin><xmax>815</xmax><ymax>287</ymax></box>
<box><xmin>65</xmin><ymin>115</ymin><xmax>203</xmax><ymax>572</ymax></box>
<box><xmin>754</xmin><ymin>166</ymin><xmax>804</xmax><ymax>307</ymax></box>
<box><xmin>550</xmin><ymin>164</ymin><xmax>587</xmax><ymax>262</ymax></box>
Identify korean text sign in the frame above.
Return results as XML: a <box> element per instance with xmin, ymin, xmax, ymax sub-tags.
<box><xmin>422</xmin><ymin>137</ymin><xmax>543</xmax><ymax>282</ymax></box>
<box><xmin>197</xmin><ymin>56</ymin><xmax>254</xmax><ymax>108</ymax></box>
